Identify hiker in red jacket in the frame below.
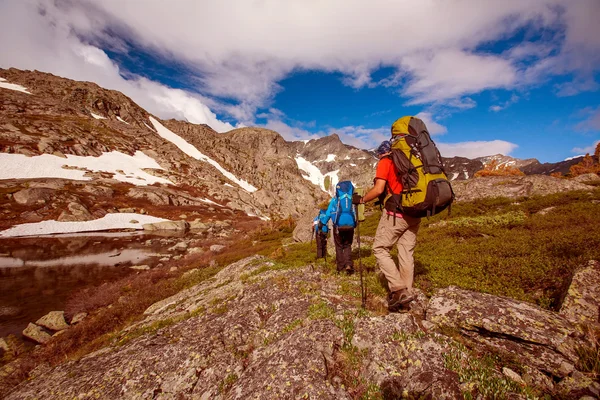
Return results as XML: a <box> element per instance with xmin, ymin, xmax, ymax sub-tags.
<box><xmin>354</xmin><ymin>140</ymin><xmax>421</xmax><ymax>312</ymax></box>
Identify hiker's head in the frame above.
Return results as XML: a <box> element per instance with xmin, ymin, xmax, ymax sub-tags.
<box><xmin>375</xmin><ymin>140</ymin><xmax>391</xmax><ymax>158</ymax></box>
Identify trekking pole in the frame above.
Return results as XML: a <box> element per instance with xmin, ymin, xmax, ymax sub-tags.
<box><xmin>356</xmin><ymin>205</ymin><xmax>366</xmax><ymax>309</ymax></box>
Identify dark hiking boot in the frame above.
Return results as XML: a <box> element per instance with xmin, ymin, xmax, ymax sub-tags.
<box><xmin>387</xmin><ymin>289</ymin><xmax>415</xmax><ymax>312</ymax></box>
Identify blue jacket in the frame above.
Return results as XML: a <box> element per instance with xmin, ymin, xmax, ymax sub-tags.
<box><xmin>314</xmin><ymin>211</ymin><xmax>329</xmax><ymax>234</ymax></box>
<box><xmin>324</xmin><ymin>196</ymin><xmax>356</xmax><ymax>229</ymax></box>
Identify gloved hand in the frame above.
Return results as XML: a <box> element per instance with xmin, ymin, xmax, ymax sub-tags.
<box><xmin>352</xmin><ymin>193</ymin><xmax>363</xmax><ymax>205</ymax></box>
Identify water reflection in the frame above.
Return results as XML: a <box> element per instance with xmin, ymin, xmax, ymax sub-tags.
<box><xmin>0</xmin><ymin>233</ymin><xmax>180</xmax><ymax>339</ymax></box>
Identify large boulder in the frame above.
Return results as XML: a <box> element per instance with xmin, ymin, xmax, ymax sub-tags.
<box><xmin>36</xmin><ymin>311</ymin><xmax>69</xmax><ymax>332</ymax></box>
<box><xmin>22</xmin><ymin>323</ymin><xmax>51</xmax><ymax>345</ymax></box>
<box><xmin>292</xmin><ymin>210</ymin><xmax>319</xmax><ymax>243</ymax></box>
<box><xmin>427</xmin><ymin>286</ymin><xmax>586</xmax><ymax>378</ymax></box>
<box><xmin>560</xmin><ymin>260</ymin><xmax>600</xmax><ymax>325</ymax></box>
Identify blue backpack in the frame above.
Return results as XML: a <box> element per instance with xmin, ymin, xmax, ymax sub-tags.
<box><xmin>333</xmin><ymin>180</ymin><xmax>356</xmax><ymax>230</ymax></box>
<box><xmin>314</xmin><ymin>210</ymin><xmax>329</xmax><ymax>234</ymax></box>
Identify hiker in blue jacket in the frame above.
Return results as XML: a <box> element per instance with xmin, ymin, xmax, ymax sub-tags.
<box><xmin>313</xmin><ymin>209</ymin><xmax>329</xmax><ymax>259</ymax></box>
<box><xmin>324</xmin><ymin>181</ymin><xmax>356</xmax><ymax>274</ymax></box>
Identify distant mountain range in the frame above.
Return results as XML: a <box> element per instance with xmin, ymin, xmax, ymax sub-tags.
<box><xmin>0</xmin><ymin>67</ymin><xmax>586</xmax><ymax>226</ymax></box>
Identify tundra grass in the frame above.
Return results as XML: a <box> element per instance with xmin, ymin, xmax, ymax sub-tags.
<box><xmin>357</xmin><ymin>189</ymin><xmax>600</xmax><ymax>309</ymax></box>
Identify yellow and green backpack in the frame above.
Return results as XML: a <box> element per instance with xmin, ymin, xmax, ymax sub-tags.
<box><xmin>385</xmin><ymin>116</ymin><xmax>454</xmax><ymax>218</ymax></box>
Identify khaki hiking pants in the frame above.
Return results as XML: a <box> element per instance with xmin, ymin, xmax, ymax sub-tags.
<box><xmin>373</xmin><ymin>212</ymin><xmax>421</xmax><ymax>293</ymax></box>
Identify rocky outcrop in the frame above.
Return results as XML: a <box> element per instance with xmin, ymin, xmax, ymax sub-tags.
<box><xmin>451</xmin><ymin>175</ymin><xmax>595</xmax><ymax>202</ymax></box>
<box><xmin>427</xmin><ymin>287</ymin><xmax>584</xmax><ymax>378</ymax></box>
<box><xmin>560</xmin><ymin>260</ymin><xmax>600</xmax><ymax>325</ymax></box>
<box><xmin>5</xmin><ymin>256</ymin><xmax>598</xmax><ymax>399</ymax></box>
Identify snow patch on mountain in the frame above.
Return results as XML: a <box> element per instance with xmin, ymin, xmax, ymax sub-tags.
<box><xmin>149</xmin><ymin>117</ymin><xmax>257</xmax><ymax>193</ymax></box>
<box><xmin>0</xmin><ymin>77</ymin><xmax>31</xmax><ymax>94</ymax></box>
<box><xmin>0</xmin><ymin>213</ymin><xmax>169</xmax><ymax>238</ymax></box>
<box><xmin>0</xmin><ymin>151</ymin><xmax>171</xmax><ymax>185</ymax></box>
<box><xmin>295</xmin><ymin>156</ymin><xmax>340</xmax><ymax>194</ymax></box>
<box><xmin>90</xmin><ymin>112</ymin><xmax>106</xmax><ymax>120</ymax></box>
<box><xmin>116</xmin><ymin>116</ymin><xmax>129</xmax><ymax>124</ymax></box>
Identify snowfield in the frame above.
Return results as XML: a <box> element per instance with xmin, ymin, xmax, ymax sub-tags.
<box><xmin>149</xmin><ymin>117</ymin><xmax>258</xmax><ymax>193</ymax></box>
<box><xmin>0</xmin><ymin>77</ymin><xmax>31</xmax><ymax>94</ymax></box>
<box><xmin>0</xmin><ymin>151</ymin><xmax>172</xmax><ymax>185</ymax></box>
<box><xmin>0</xmin><ymin>213</ymin><xmax>169</xmax><ymax>238</ymax></box>
<box><xmin>295</xmin><ymin>155</ymin><xmax>339</xmax><ymax>194</ymax></box>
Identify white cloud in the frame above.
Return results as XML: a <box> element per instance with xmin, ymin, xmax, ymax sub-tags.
<box><xmin>415</xmin><ymin>112</ymin><xmax>448</xmax><ymax>135</ymax></box>
<box><xmin>572</xmin><ymin>140</ymin><xmax>600</xmax><ymax>155</ymax></box>
<box><xmin>0</xmin><ymin>0</ymin><xmax>600</xmax><ymax>118</ymax></box>
<box><xmin>438</xmin><ymin>140</ymin><xmax>519</xmax><ymax>159</ymax></box>
<box><xmin>576</xmin><ymin>107</ymin><xmax>600</xmax><ymax>131</ymax></box>
<box><xmin>0</xmin><ymin>1</ymin><xmax>235</xmax><ymax>132</ymax></box>
<box><xmin>489</xmin><ymin>94</ymin><xmax>520</xmax><ymax>112</ymax></box>
<box><xmin>1</xmin><ymin>0</ymin><xmax>599</xmax><ymax>145</ymax></box>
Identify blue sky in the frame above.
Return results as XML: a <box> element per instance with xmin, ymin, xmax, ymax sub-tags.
<box><xmin>1</xmin><ymin>0</ymin><xmax>599</xmax><ymax>162</ymax></box>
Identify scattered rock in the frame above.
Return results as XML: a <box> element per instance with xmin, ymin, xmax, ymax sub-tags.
<box><xmin>182</xmin><ymin>268</ymin><xmax>199</xmax><ymax>278</ymax></box>
<box><xmin>22</xmin><ymin>323</ymin><xmax>51</xmax><ymax>344</ymax></box>
<box><xmin>188</xmin><ymin>247</ymin><xmax>204</xmax><ymax>255</ymax></box>
<box><xmin>209</xmin><ymin>244</ymin><xmax>225</xmax><ymax>253</ymax></box>
<box><xmin>70</xmin><ymin>313</ymin><xmax>87</xmax><ymax>325</ymax></box>
<box><xmin>189</xmin><ymin>219</ymin><xmax>208</xmax><ymax>231</ymax></box>
<box><xmin>12</xmin><ymin>188</ymin><xmax>54</xmax><ymax>206</ymax></box>
<box><xmin>118</xmin><ymin>208</ymin><xmax>136</xmax><ymax>213</ymax></box>
<box><xmin>0</xmin><ymin>337</ymin><xmax>9</xmax><ymax>352</ymax></box>
<box><xmin>169</xmin><ymin>242</ymin><xmax>188</xmax><ymax>252</ymax></box>
<box><xmin>143</xmin><ymin>221</ymin><xmax>189</xmax><ymax>232</ymax></box>
<box><xmin>502</xmin><ymin>367</ymin><xmax>525</xmax><ymax>385</ymax></box>
<box><xmin>130</xmin><ymin>265</ymin><xmax>150</xmax><ymax>271</ymax></box>
<box><xmin>36</xmin><ymin>311</ymin><xmax>69</xmax><ymax>331</ymax></box>
<box><xmin>537</xmin><ymin>206</ymin><xmax>556</xmax><ymax>215</ymax></box>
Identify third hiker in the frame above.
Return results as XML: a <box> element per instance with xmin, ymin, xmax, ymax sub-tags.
<box><xmin>313</xmin><ymin>209</ymin><xmax>329</xmax><ymax>259</ymax></box>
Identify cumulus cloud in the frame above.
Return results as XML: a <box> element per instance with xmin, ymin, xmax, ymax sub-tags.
<box><xmin>0</xmin><ymin>0</ymin><xmax>235</xmax><ymax>132</ymax></box>
<box><xmin>572</xmin><ymin>140</ymin><xmax>600</xmax><ymax>155</ymax></box>
<box><xmin>415</xmin><ymin>112</ymin><xmax>448</xmax><ymax>135</ymax></box>
<box><xmin>575</xmin><ymin>107</ymin><xmax>600</xmax><ymax>132</ymax></box>
<box><xmin>1</xmin><ymin>0</ymin><xmax>599</xmax><ymax>145</ymax></box>
<box><xmin>489</xmin><ymin>94</ymin><xmax>520</xmax><ymax>112</ymax></box>
<box><xmin>438</xmin><ymin>140</ymin><xmax>519</xmax><ymax>159</ymax></box>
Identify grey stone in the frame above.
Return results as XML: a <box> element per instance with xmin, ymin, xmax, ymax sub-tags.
<box><xmin>209</xmin><ymin>244</ymin><xmax>225</xmax><ymax>253</ymax></box>
<box><xmin>130</xmin><ymin>265</ymin><xmax>150</xmax><ymax>271</ymax></box>
<box><xmin>36</xmin><ymin>311</ymin><xmax>69</xmax><ymax>331</ymax></box>
<box><xmin>22</xmin><ymin>323</ymin><xmax>51</xmax><ymax>344</ymax></box>
<box><xmin>560</xmin><ymin>260</ymin><xmax>600</xmax><ymax>325</ymax></box>
<box><xmin>13</xmin><ymin>188</ymin><xmax>54</xmax><ymax>206</ymax></box>
<box><xmin>143</xmin><ymin>220</ymin><xmax>189</xmax><ymax>232</ymax></box>
<box><xmin>70</xmin><ymin>313</ymin><xmax>87</xmax><ymax>325</ymax></box>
